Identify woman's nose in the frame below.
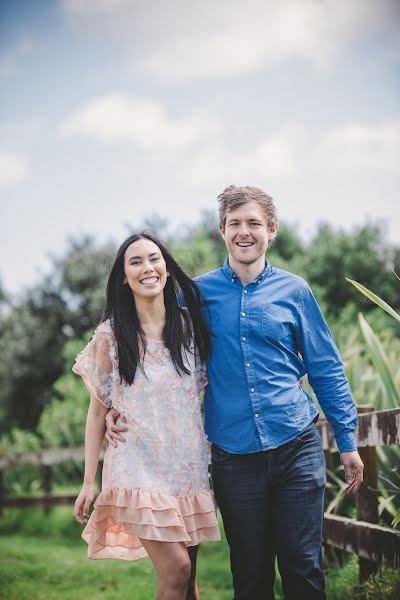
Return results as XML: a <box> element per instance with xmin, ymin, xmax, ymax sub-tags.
<box><xmin>143</xmin><ymin>261</ymin><xmax>154</xmax><ymax>273</ymax></box>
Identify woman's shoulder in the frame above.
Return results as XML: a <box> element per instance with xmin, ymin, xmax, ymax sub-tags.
<box><xmin>91</xmin><ymin>319</ymin><xmax>116</xmax><ymax>346</ymax></box>
<box><xmin>95</xmin><ymin>319</ymin><xmax>113</xmax><ymax>335</ymax></box>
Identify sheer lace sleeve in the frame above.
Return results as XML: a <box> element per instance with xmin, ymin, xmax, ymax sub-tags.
<box><xmin>72</xmin><ymin>321</ymin><xmax>117</xmax><ymax>408</ymax></box>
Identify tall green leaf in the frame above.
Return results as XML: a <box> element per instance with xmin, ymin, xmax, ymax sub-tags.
<box><xmin>346</xmin><ymin>278</ymin><xmax>400</xmax><ymax>322</ymax></box>
<box><xmin>358</xmin><ymin>314</ymin><xmax>400</xmax><ymax>408</ymax></box>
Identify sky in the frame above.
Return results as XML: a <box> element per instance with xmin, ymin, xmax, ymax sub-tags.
<box><xmin>1</xmin><ymin>0</ymin><xmax>399</xmax><ymax>297</ymax></box>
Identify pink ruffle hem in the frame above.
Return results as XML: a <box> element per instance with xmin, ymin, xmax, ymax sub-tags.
<box><xmin>82</xmin><ymin>486</ymin><xmax>221</xmax><ymax>561</ymax></box>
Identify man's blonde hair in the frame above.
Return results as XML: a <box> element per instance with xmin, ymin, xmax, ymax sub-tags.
<box><xmin>217</xmin><ymin>185</ymin><xmax>277</xmax><ymax>230</ymax></box>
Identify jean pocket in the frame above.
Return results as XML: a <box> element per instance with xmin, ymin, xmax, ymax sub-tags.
<box><xmin>295</xmin><ymin>423</ymin><xmax>321</xmax><ymax>444</ymax></box>
<box><xmin>211</xmin><ymin>444</ymin><xmax>232</xmax><ymax>463</ymax></box>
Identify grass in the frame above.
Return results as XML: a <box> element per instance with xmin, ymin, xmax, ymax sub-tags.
<box><xmin>0</xmin><ymin>507</ymin><xmax>232</xmax><ymax>600</ymax></box>
<box><xmin>1</xmin><ymin>507</ymin><xmax>399</xmax><ymax>599</ymax></box>
<box><xmin>1</xmin><ymin>535</ymin><xmax>158</xmax><ymax>600</ymax></box>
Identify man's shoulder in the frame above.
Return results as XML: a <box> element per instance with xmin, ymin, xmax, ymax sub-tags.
<box><xmin>270</xmin><ymin>265</ymin><xmax>309</xmax><ymax>291</ymax></box>
<box><xmin>194</xmin><ymin>267</ymin><xmax>225</xmax><ymax>285</ymax></box>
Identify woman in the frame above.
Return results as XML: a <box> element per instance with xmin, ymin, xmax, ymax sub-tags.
<box><xmin>73</xmin><ymin>232</ymin><xmax>220</xmax><ymax>600</ymax></box>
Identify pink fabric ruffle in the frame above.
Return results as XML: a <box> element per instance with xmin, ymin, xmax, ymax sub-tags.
<box><xmin>82</xmin><ymin>486</ymin><xmax>221</xmax><ymax>561</ymax></box>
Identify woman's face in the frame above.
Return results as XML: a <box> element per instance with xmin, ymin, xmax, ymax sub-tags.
<box><xmin>123</xmin><ymin>238</ymin><xmax>169</xmax><ymax>301</ymax></box>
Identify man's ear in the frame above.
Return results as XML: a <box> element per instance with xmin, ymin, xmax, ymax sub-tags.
<box><xmin>220</xmin><ymin>227</ymin><xmax>226</xmax><ymax>240</ymax></box>
<box><xmin>268</xmin><ymin>223</ymin><xmax>279</xmax><ymax>242</ymax></box>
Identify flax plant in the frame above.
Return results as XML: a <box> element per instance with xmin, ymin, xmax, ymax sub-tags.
<box><xmin>325</xmin><ymin>279</ymin><xmax>400</xmax><ymax>527</ymax></box>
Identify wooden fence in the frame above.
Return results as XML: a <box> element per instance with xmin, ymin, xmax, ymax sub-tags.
<box><xmin>318</xmin><ymin>405</ymin><xmax>400</xmax><ymax>581</ymax></box>
<box><xmin>1</xmin><ymin>406</ymin><xmax>399</xmax><ymax>582</ymax></box>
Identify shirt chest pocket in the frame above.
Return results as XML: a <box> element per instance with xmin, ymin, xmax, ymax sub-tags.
<box><xmin>261</xmin><ymin>303</ymin><xmax>295</xmax><ymax>341</ymax></box>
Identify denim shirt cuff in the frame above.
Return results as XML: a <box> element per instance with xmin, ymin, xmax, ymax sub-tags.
<box><xmin>335</xmin><ymin>431</ymin><xmax>357</xmax><ymax>454</ymax></box>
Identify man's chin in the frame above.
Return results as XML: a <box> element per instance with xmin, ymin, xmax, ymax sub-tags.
<box><xmin>235</xmin><ymin>256</ymin><xmax>261</xmax><ymax>266</ymax></box>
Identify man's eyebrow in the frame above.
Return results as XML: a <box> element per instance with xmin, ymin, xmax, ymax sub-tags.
<box><xmin>227</xmin><ymin>217</ymin><xmax>262</xmax><ymax>222</ymax></box>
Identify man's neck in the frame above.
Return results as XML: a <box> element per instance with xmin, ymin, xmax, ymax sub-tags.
<box><xmin>228</xmin><ymin>255</ymin><xmax>266</xmax><ymax>286</ymax></box>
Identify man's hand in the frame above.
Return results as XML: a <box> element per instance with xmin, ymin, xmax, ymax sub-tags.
<box><xmin>340</xmin><ymin>450</ymin><xmax>364</xmax><ymax>494</ymax></box>
<box><xmin>105</xmin><ymin>407</ymin><xmax>127</xmax><ymax>448</ymax></box>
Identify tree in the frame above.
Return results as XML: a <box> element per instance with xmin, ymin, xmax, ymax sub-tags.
<box><xmin>0</xmin><ymin>287</ymin><xmax>67</xmax><ymax>432</ymax></box>
<box><xmin>0</xmin><ymin>237</ymin><xmax>115</xmax><ymax>433</ymax></box>
<box><xmin>289</xmin><ymin>223</ymin><xmax>400</xmax><ymax>321</ymax></box>
<box><xmin>1</xmin><ymin>219</ymin><xmax>398</xmax><ymax>434</ymax></box>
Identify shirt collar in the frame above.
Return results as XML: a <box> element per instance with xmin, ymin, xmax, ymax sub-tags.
<box><xmin>222</xmin><ymin>257</ymin><xmax>273</xmax><ymax>285</ymax></box>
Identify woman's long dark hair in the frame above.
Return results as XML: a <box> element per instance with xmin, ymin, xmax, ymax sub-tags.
<box><xmin>102</xmin><ymin>232</ymin><xmax>211</xmax><ymax>385</ymax></box>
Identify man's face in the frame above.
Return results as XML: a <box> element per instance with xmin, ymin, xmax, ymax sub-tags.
<box><xmin>220</xmin><ymin>201</ymin><xmax>278</xmax><ymax>266</ymax></box>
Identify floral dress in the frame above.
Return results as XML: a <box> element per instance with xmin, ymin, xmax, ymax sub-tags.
<box><xmin>73</xmin><ymin>319</ymin><xmax>220</xmax><ymax>561</ymax></box>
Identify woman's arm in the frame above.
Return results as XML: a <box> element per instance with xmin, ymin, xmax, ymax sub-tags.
<box><xmin>73</xmin><ymin>395</ymin><xmax>108</xmax><ymax>525</ymax></box>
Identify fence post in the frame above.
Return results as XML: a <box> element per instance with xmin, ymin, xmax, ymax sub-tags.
<box><xmin>356</xmin><ymin>405</ymin><xmax>379</xmax><ymax>583</ymax></box>
<box><xmin>42</xmin><ymin>465</ymin><xmax>53</xmax><ymax>515</ymax></box>
<box><xmin>0</xmin><ymin>470</ymin><xmax>4</xmax><ymax>516</ymax></box>
<box><xmin>320</xmin><ymin>415</ymin><xmax>343</xmax><ymax>567</ymax></box>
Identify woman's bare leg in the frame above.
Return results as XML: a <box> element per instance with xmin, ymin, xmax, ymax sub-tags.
<box><xmin>139</xmin><ymin>538</ymin><xmax>192</xmax><ymax>600</ymax></box>
<box><xmin>187</xmin><ymin>545</ymin><xmax>200</xmax><ymax>600</ymax></box>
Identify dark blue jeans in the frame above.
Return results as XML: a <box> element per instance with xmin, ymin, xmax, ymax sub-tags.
<box><xmin>211</xmin><ymin>422</ymin><xmax>327</xmax><ymax>600</ymax></box>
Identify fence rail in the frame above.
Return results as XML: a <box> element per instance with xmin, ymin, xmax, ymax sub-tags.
<box><xmin>318</xmin><ymin>407</ymin><xmax>400</xmax><ymax>450</ymax></box>
<box><xmin>1</xmin><ymin>406</ymin><xmax>399</xmax><ymax>581</ymax></box>
<box><xmin>323</xmin><ymin>514</ymin><xmax>400</xmax><ymax>570</ymax></box>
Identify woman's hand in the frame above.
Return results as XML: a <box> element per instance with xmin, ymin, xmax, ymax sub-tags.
<box><xmin>73</xmin><ymin>483</ymin><xmax>97</xmax><ymax>525</ymax></box>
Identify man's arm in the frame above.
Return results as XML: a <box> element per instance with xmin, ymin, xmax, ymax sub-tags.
<box><xmin>295</xmin><ymin>282</ymin><xmax>364</xmax><ymax>493</ymax></box>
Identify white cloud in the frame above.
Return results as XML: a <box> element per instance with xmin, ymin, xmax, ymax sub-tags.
<box><xmin>59</xmin><ymin>94</ymin><xmax>217</xmax><ymax>149</ymax></box>
<box><xmin>318</xmin><ymin>121</ymin><xmax>400</xmax><ymax>171</ymax></box>
<box><xmin>182</xmin><ymin>119</ymin><xmax>400</xmax><ymax>186</ymax></box>
<box><xmin>0</xmin><ymin>57</ymin><xmax>14</xmax><ymax>79</ymax></box>
<box><xmin>239</xmin><ymin>124</ymin><xmax>306</xmax><ymax>178</ymax></box>
<box><xmin>0</xmin><ymin>37</ymin><xmax>35</xmax><ymax>79</ymax></box>
<box><xmin>61</xmin><ymin>0</ymin><xmax>400</xmax><ymax>81</ymax></box>
<box><xmin>183</xmin><ymin>124</ymin><xmax>307</xmax><ymax>185</ymax></box>
<box><xmin>0</xmin><ymin>119</ymin><xmax>45</xmax><ymax>140</ymax></box>
<box><xmin>0</xmin><ymin>152</ymin><xmax>29</xmax><ymax>188</ymax></box>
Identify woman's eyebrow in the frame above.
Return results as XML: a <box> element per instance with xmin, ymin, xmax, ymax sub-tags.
<box><xmin>128</xmin><ymin>252</ymin><xmax>160</xmax><ymax>261</ymax></box>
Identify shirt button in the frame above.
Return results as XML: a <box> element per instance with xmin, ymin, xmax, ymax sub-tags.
<box><xmin>244</xmin><ymin>290</ymin><xmax>248</xmax><ymax>294</ymax></box>
<box><xmin>242</xmin><ymin>312</ymin><xmax>246</xmax><ymax>316</ymax></box>
<box><xmin>255</xmin><ymin>413</ymin><xmax>259</xmax><ymax>418</ymax></box>
<box><xmin>242</xmin><ymin>337</ymin><xmax>246</xmax><ymax>341</ymax></box>
<box><xmin>250</xmin><ymin>388</ymin><xmax>255</xmax><ymax>392</ymax></box>
<box><xmin>246</xmin><ymin>363</ymin><xmax>250</xmax><ymax>367</ymax></box>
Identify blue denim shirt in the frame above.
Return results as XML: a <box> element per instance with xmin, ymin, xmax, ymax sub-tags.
<box><xmin>195</xmin><ymin>258</ymin><xmax>357</xmax><ymax>454</ymax></box>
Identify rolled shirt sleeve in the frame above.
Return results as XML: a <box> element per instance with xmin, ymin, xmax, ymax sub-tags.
<box><xmin>295</xmin><ymin>283</ymin><xmax>358</xmax><ymax>453</ymax></box>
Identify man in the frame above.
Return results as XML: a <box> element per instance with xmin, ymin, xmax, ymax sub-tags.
<box><xmin>106</xmin><ymin>185</ymin><xmax>364</xmax><ymax>599</ymax></box>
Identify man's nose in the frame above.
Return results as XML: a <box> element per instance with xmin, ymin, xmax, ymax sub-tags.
<box><xmin>238</xmin><ymin>224</ymin><xmax>250</xmax><ymax>236</ymax></box>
